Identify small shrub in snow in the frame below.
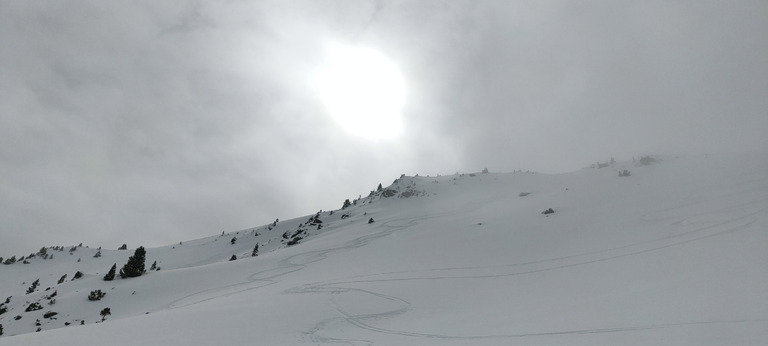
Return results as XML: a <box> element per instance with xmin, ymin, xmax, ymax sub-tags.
<box><xmin>309</xmin><ymin>212</ymin><xmax>322</xmax><ymax>225</ymax></box>
<box><xmin>25</xmin><ymin>302</ymin><xmax>43</xmax><ymax>312</ymax></box>
<box><xmin>639</xmin><ymin>156</ymin><xmax>656</xmax><ymax>166</ymax></box>
<box><xmin>73</xmin><ymin>271</ymin><xmax>84</xmax><ymax>280</ymax></box>
<box><xmin>230</xmin><ymin>237</ymin><xmax>237</xmax><ymax>245</ymax></box>
<box><xmin>251</xmin><ymin>243</ymin><xmax>259</xmax><ymax>257</ymax></box>
<box><xmin>43</xmin><ymin>311</ymin><xmax>58</xmax><ymax>319</ymax></box>
<box><xmin>0</xmin><ymin>323</ymin><xmax>3</xmax><ymax>335</ymax></box>
<box><xmin>342</xmin><ymin>199</ymin><xmax>351</xmax><ymax>209</ymax></box>
<box><xmin>619</xmin><ymin>169</ymin><xmax>631</xmax><ymax>177</ymax></box>
<box><xmin>229</xmin><ymin>254</ymin><xmax>237</xmax><ymax>261</ymax></box>
<box><xmin>14</xmin><ymin>315</ymin><xmax>22</xmax><ymax>320</ymax></box>
<box><xmin>100</xmin><ymin>307</ymin><xmax>111</xmax><ymax>321</ymax></box>
<box><xmin>88</xmin><ymin>290</ymin><xmax>106</xmax><ymax>301</ymax></box>
<box><xmin>26</xmin><ymin>279</ymin><xmax>40</xmax><ymax>294</ymax></box>
<box><xmin>518</xmin><ymin>192</ymin><xmax>531</xmax><ymax>197</ymax></box>
<box><xmin>57</xmin><ymin>274</ymin><xmax>67</xmax><ymax>284</ymax></box>
<box><xmin>541</xmin><ymin>208</ymin><xmax>555</xmax><ymax>215</ymax></box>
<box><xmin>368</xmin><ymin>218</ymin><xmax>375</xmax><ymax>224</ymax></box>
<box><xmin>381</xmin><ymin>189</ymin><xmax>397</xmax><ymax>198</ymax></box>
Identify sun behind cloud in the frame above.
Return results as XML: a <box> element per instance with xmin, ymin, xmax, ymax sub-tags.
<box><xmin>315</xmin><ymin>43</ymin><xmax>406</xmax><ymax>140</ymax></box>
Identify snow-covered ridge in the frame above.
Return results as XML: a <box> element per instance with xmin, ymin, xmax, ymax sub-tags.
<box><xmin>1</xmin><ymin>153</ymin><xmax>766</xmax><ymax>345</ymax></box>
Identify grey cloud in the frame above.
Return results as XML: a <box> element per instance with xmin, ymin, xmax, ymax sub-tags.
<box><xmin>0</xmin><ymin>0</ymin><xmax>765</xmax><ymax>255</ymax></box>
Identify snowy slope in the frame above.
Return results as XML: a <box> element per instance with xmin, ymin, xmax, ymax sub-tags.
<box><xmin>0</xmin><ymin>153</ymin><xmax>766</xmax><ymax>345</ymax></box>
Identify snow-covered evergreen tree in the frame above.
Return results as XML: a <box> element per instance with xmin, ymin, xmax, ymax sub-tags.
<box><xmin>119</xmin><ymin>246</ymin><xmax>146</xmax><ymax>278</ymax></box>
<box><xmin>104</xmin><ymin>264</ymin><xmax>116</xmax><ymax>281</ymax></box>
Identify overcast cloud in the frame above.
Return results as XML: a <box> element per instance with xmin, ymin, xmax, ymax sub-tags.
<box><xmin>1</xmin><ymin>0</ymin><xmax>766</xmax><ymax>256</ymax></box>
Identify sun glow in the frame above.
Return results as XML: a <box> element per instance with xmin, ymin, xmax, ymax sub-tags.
<box><xmin>315</xmin><ymin>44</ymin><xmax>405</xmax><ymax>140</ymax></box>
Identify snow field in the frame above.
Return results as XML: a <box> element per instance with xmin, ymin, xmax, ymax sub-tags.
<box><xmin>1</xmin><ymin>153</ymin><xmax>766</xmax><ymax>345</ymax></box>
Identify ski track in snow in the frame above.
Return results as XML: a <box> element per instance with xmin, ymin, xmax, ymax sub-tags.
<box><xmin>157</xmin><ymin>189</ymin><xmax>767</xmax><ymax>344</ymax></box>
<box><xmin>1</xmin><ymin>156</ymin><xmax>766</xmax><ymax>344</ymax></box>
<box><xmin>160</xmin><ymin>211</ymin><xmax>450</xmax><ymax>313</ymax></box>
<box><xmin>292</xmin><ymin>192</ymin><xmax>768</xmax><ymax>343</ymax></box>
<box><xmin>39</xmin><ymin>162</ymin><xmax>761</xmax><ymax>345</ymax></box>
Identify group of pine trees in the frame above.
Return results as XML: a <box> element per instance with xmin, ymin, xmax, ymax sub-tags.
<box><xmin>103</xmin><ymin>246</ymin><xmax>146</xmax><ymax>281</ymax></box>
<box><xmin>119</xmin><ymin>246</ymin><xmax>145</xmax><ymax>278</ymax></box>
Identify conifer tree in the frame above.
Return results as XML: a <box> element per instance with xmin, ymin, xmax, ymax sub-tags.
<box><xmin>104</xmin><ymin>264</ymin><xmax>116</xmax><ymax>281</ymax></box>
<box><xmin>119</xmin><ymin>246</ymin><xmax>146</xmax><ymax>278</ymax></box>
<box><xmin>100</xmin><ymin>307</ymin><xmax>111</xmax><ymax>321</ymax></box>
<box><xmin>26</xmin><ymin>279</ymin><xmax>40</xmax><ymax>294</ymax></box>
<box><xmin>251</xmin><ymin>243</ymin><xmax>259</xmax><ymax>257</ymax></box>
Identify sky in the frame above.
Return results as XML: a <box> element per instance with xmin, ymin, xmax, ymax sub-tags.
<box><xmin>1</xmin><ymin>0</ymin><xmax>766</xmax><ymax>257</ymax></box>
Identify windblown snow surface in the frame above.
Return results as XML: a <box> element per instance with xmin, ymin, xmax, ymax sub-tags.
<box><xmin>1</xmin><ymin>153</ymin><xmax>766</xmax><ymax>345</ymax></box>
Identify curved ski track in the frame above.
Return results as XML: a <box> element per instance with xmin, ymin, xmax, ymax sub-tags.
<box><xmin>162</xmin><ymin>190</ymin><xmax>767</xmax><ymax>344</ymax></box>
